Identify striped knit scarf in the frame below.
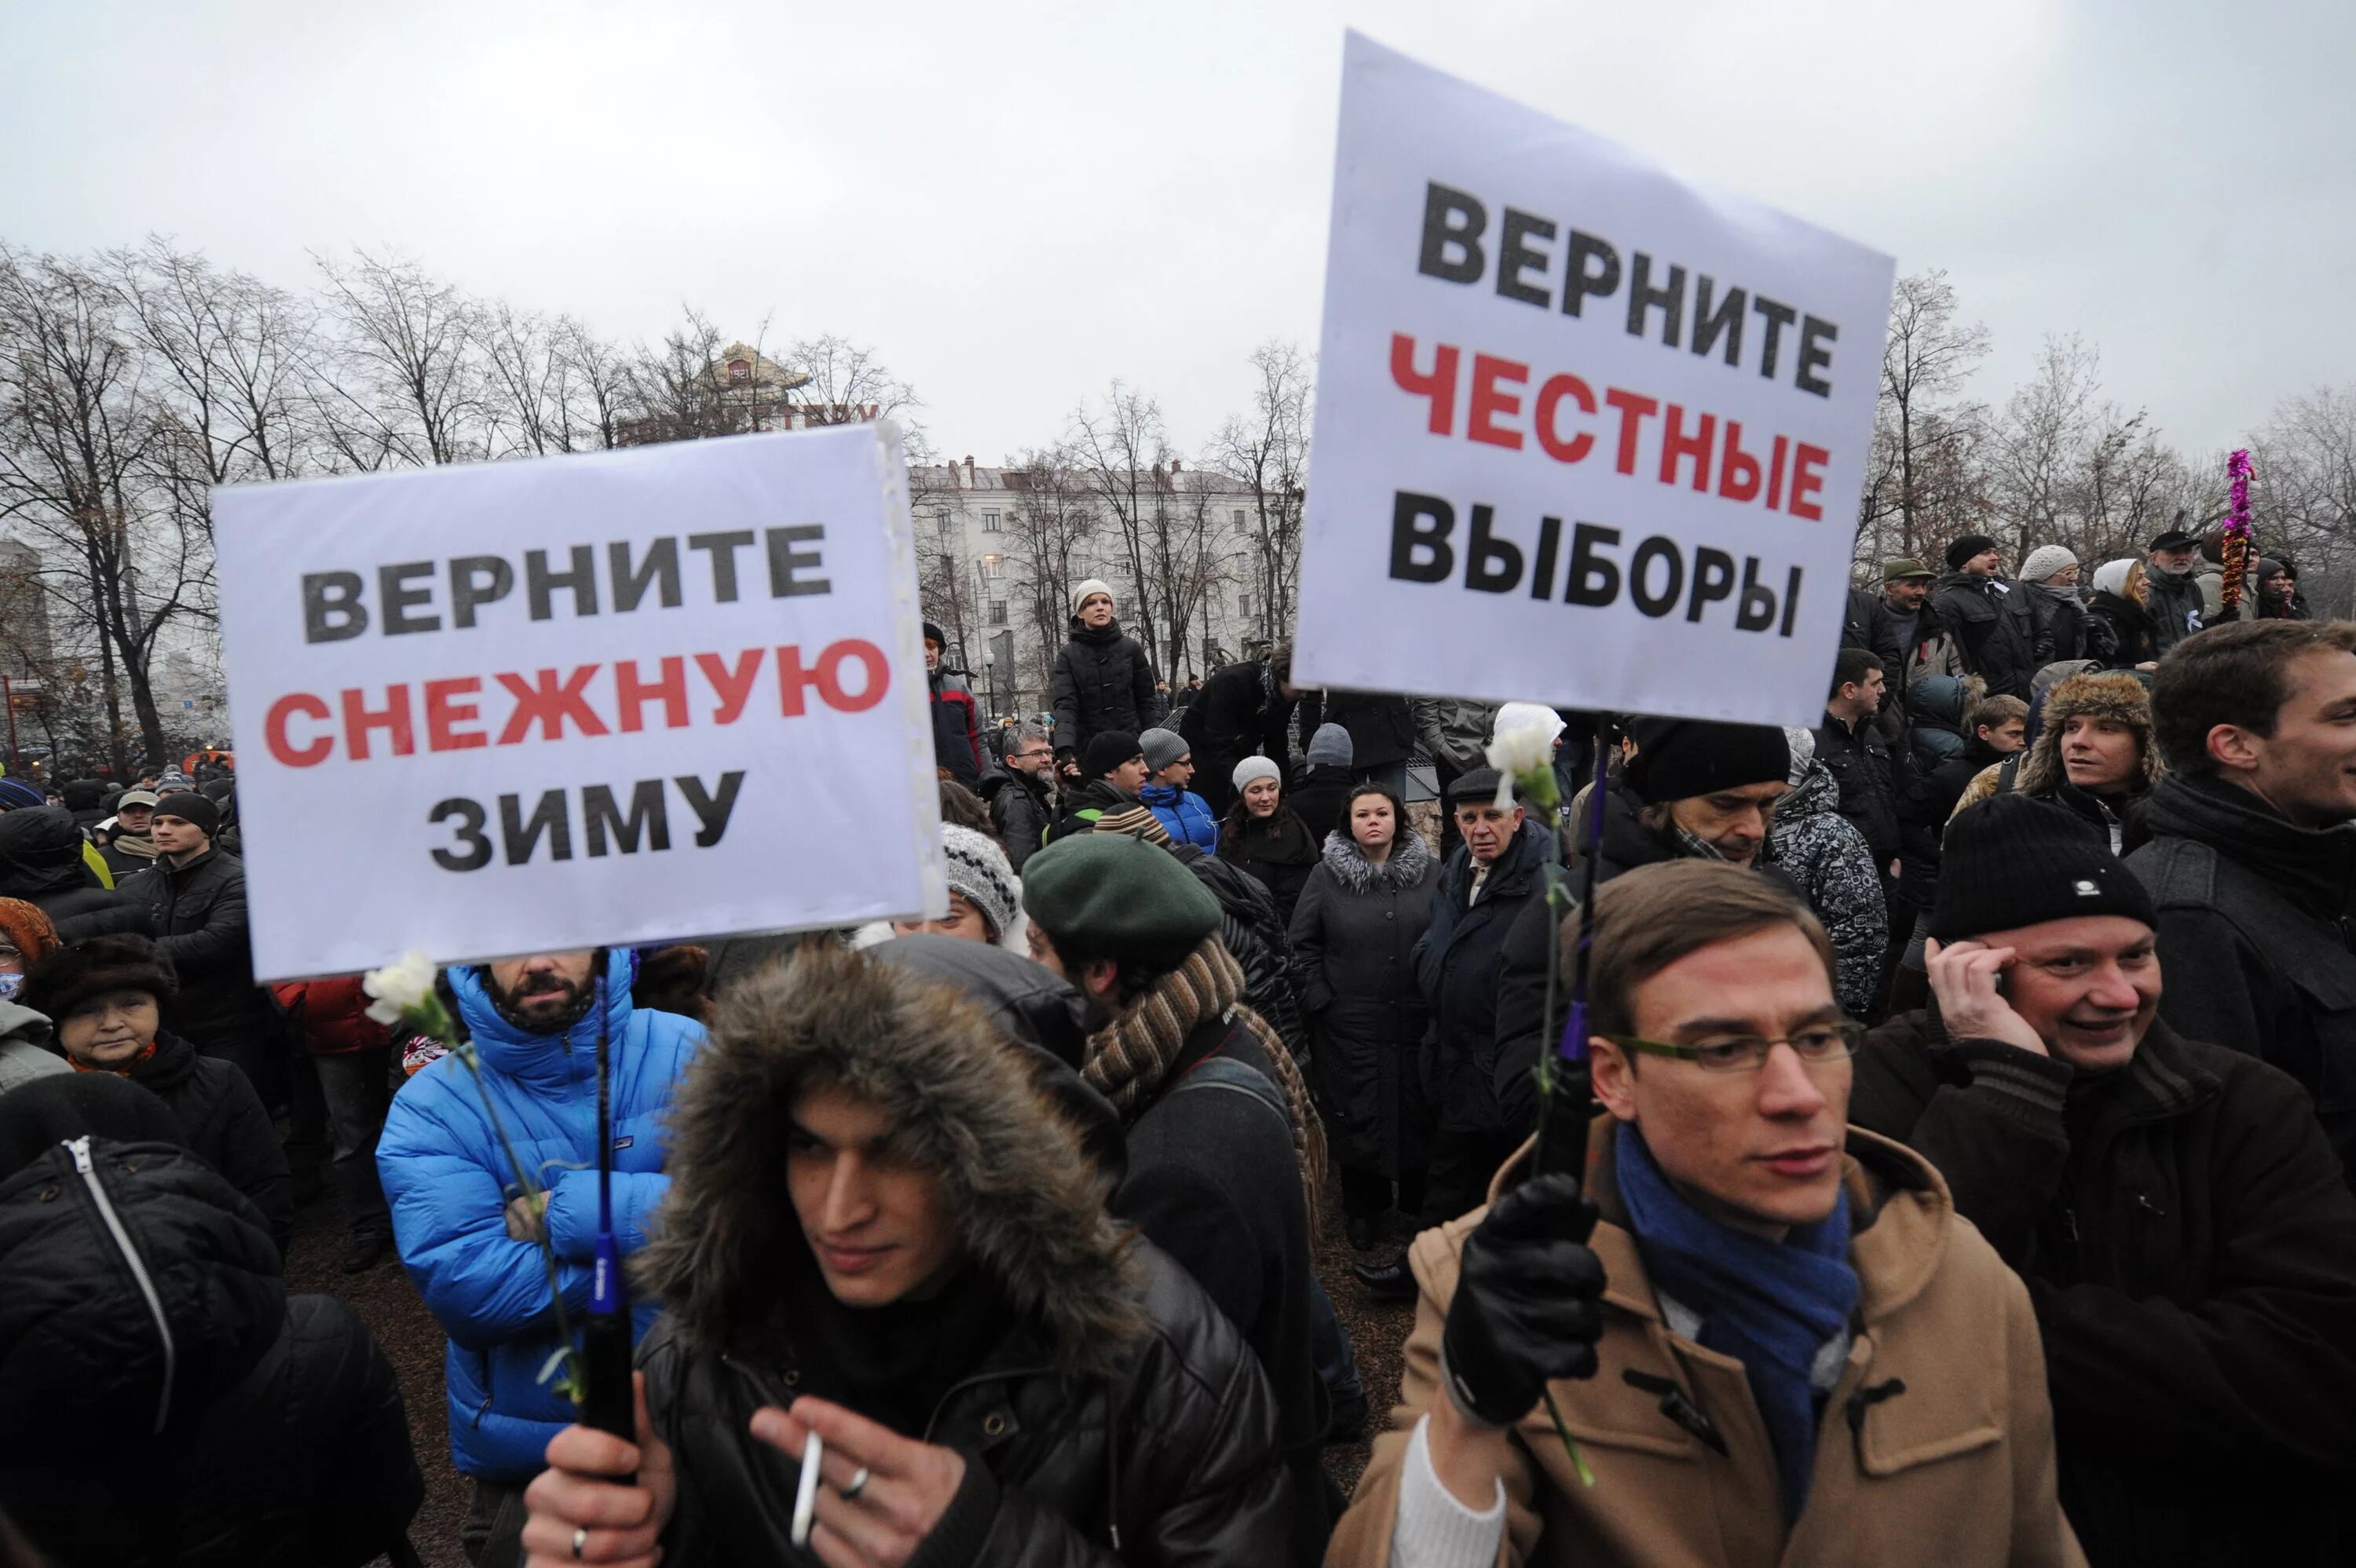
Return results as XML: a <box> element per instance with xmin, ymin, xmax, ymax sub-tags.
<box><xmin>1085</xmin><ymin>936</ymin><xmax>1327</xmax><ymax>1225</ymax></box>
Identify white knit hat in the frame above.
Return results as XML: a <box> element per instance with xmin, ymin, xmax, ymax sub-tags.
<box><xmin>1231</xmin><ymin>754</ymin><xmax>1282</xmax><ymax>792</ymax></box>
<box><xmin>1490</xmin><ymin>702</ymin><xmax>1566</xmax><ymax>749</ymax></box>
<box><xmin>2018</xmin><ymin>545</ymin><xmax>2079</xmax><ymax>583</ymax></box>
<box><xmin>1071</xmin><ymin>578</ymin><xmax>1114</xmax><ymax>615</ymax></box>
<box><xmin>2091</xmin><ymin>558</ymin><xmax>2138</xmax><ymax>597</ymax></box>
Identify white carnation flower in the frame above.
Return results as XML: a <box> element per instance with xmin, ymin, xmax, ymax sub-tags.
<box><xmin>363</xmin><ymin>949</ymin><xmax>438</xmax><ymax>1025</ymax></box>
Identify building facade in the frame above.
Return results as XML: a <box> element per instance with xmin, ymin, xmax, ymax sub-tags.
<box><xmin>907</xmin><ymin>455</ymin><xmax>1282</xmax><ymax>721</ymax></box>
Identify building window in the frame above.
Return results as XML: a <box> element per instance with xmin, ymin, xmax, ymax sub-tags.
<box><xmin>1233</xmin><ymin>508</ymin><xmax>1248</xmax><ymax>534</ymax></box>
<box><xmin>988</xmin><ymin>599</ymin><xmax>1008</xmax><ymax>626</ymax></box>
<box><xmin>935</xmin><ymin>512</ymin><xmax>955</xmax><ymax>537</ymax></box>
<box><xmin>982</xmin><ymin>554</ymin><xmax>1004</xmax><ymax>580</ymax></box>
<box><xmin>982</xmin><ymin>509</ymin><xmax>1001</xmax><ymax>533</ymax></box>
<box><xmin>1238</xmin><ymin>592</ymin><xmax>1253</xmax><ymax>618</ymax></box>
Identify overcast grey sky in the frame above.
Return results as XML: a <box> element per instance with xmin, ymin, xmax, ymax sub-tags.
<box><xmin>4</xmin><ymin>0</ymin><xmax>2347</xmax><ymax>467</ymax></box>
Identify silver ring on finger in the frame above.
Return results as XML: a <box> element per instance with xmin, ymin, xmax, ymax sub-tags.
<box><xmin>571</xmin><ymin>1524</ymin><xmax>588</xmax><ymax>1559</ymax></box>
<box><xmin>840</xmin><ymin>1464</ymin><xmax>872</xmax><ymax>1502</ymax></box>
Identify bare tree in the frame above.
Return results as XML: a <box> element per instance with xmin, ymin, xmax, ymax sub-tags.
<box><xmin>781</xmin><ymin>333</ymin><xmax>926</xmax><ymax>454</ymax></box>
<box><xmin>1860</xmin><ymin>272</ymin><xmax>1992</xmax><ymax>568</ymax></box>
<box><xmin>310</xmin><ymin>249</ymin><xmax>483</xmax><ymax>469</ymax></box>
<box><xmin>0</xmin><ymin>246</ymin><xmax>206</xmax><ymax>769</ymax></box>
<box><xmin>1001</xmin><ymin>445</ymin><xmax>1095</xmax><ymax>692</ymax></box>
<box><xmin>1211</xmin><ymin>339</ymin><xmax>1312</xmax><ymax>643</ymax></box>
<box><xmin>1068</xmin><ymin>382</ymin><xmax>1169</xmax><ymax>660</ymax></box>
<box><xmin>2252</xmin><ymin>384</ymin><xmax>2356</xmax><ymax>613</ymax></box>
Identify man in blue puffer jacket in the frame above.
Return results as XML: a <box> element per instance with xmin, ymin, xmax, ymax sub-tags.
<box><xmin>1136</xmin><ymin>727</ymin><xmax>1220</xmax><ymax>852</ymax></box>
<box><xmin>379</xmin><ymin>948</ymin><xmax>701</xmax><ymax>1568</ymax></box>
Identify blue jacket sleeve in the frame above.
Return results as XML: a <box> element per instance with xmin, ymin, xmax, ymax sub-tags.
<box><xmin>543</xmin><ymin>1168</ymin><xmax>673</xmax><ymax>1263</ymax></box>
<box><xmin>379</xmin><ymin>1075</ymin><xmax>590</xmax><ymax>1350</ymax></box>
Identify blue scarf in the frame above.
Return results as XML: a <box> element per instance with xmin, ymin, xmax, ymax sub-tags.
<box><xmin>1615</xmin><ymin>1128</ymin><xmax>1860</xmax><ymax>1524</ymax></box>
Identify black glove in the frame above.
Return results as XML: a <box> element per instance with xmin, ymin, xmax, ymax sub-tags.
<box><xmin>1440</xmin><ymin>1172</ymin><xmax>1605</xmax><ymax>1427</ymax></box>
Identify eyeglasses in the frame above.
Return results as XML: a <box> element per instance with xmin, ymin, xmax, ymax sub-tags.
<box><xmin>1606</xmin><ymin>1020</ymin><xmax>1866</xmax><ymax>1073</ymax></box>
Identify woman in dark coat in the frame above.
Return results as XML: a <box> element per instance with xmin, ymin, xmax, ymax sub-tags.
<box><xmin>1218</xmin><ymin>757</ymin><xmax>1319</xmax><ymax>923</ymax></box>
<box><xmin>20</xmin><ymin>934</ymin><xmax>291</xmax><ymax>1256</ymax></box>
<box><xmin>2086</xmin><ymin>557</ymin><xmax>2161</xmax><ymax>669</ymax></box>
<box><xmin>1287</xmin><ymin>784</ymin><xmax>1436</xmax><ymax>1250</ymax></box>
<box><xmin>1048</xmin><ymin>579</ymin><xmax>1161</xmax><ymax>758</ymax></box>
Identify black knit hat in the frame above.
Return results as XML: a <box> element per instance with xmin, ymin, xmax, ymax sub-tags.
<box><xmin>152</xmin><ymin>791</ymin><xmax>220</xmax><ymax>840</ymax></box>
<box><xmin>1930</xmin><ymin>794</ymin><xmax>2157</xmax><ymax>941</ymax></box>
<box><xmin>1622</xmin><ymin>718</ymin><xmax>1791</xmax><ymax>805</ymax></box>
<box><xmin>1080</xmin><ymin>730</ymin><xmax>1143</xmax><ymax>780</ymax></box>
<box><xmin>1944</xmin><ymin>533</ymin><xmax>1999</xmax><ymax>569</ymax></box>
<box><xmin>20</xmin><ymin>933</ymin><xmax>178</xmax><ymax>1024</ymax></box>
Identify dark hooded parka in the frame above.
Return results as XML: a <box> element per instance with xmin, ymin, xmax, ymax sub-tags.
<box><xmin>628</xmin><ymin>944</ymin><xmax>1298</xmax><ymax>1566</ymax></box>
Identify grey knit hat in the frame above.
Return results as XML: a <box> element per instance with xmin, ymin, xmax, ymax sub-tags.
<box><xmin>1231</xmin><ymin>754</ymin><xmax>1282</xmax><ymax>792</ymax></box>
<box><xmin>938</xmin><ymin>824</ymin><xmax>1020</xmax><ymax>939</ymax></box>
<box><xmin>2019</xmin><ymin>545</ymin><xmax>2080</xmax><ymax>583</ymax></box>
<box><xmin>1306</xmin><ymin>723</ymin><xmax>1354</xmax><ymax>769</ymax></box>
<box><xmin>1139</xmin><ymin>728</ymin><xmax>1190</xmax><ymax>775</ymax></box>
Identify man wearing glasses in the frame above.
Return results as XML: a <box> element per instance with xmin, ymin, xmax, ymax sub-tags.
<box><xmin>1330</xmin><ymin>858</ymin><xmax>2079</xmax><ymax>1566</ymax></box>
<box><xmin>979</xmin><ymin>719</ymin><xmax>1060</xmax><ymax>871</ymax></box>
<box><xmin>1852</xmin><ymin>792</ymin><xmax>2356</xmax><ymax>1567</ymax></box>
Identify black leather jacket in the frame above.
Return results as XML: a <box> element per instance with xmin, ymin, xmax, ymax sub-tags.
<box><xmin>639</xmin><ymin>1243</ymin><xmax>1294</xmax><ymax>1566</ymax></box>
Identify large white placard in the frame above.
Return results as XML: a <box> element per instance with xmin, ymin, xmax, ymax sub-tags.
<box><xmin>214</xmin><ymin>423</ymin><xmax>945</xmax><ymax>980</ymax></box>
<box><xmin>1296</xmin><ymin>33</ymin><xmax>1895</xmax><ymax>726</ymax></box>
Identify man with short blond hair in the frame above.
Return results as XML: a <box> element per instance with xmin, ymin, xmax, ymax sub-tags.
<box><xmin>1330</xmin><ymin>858</ymin><xmax>2080</xmax><ymax>1566</ymax></box>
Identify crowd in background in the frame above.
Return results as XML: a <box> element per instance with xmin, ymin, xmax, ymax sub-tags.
<box><xmin>0</xmin><ymin>547</ymin><xmax>2353</xmax><ymax>1568</ymax></box>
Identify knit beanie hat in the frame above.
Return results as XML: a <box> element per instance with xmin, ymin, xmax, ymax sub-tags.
<box><xmin>1081</xmin><ymin>731</ymin><xmax>1143</xmax><ymax>781</ymax></box>
<box><xmin>938</xmin><ymin>824</ymin><xmax>1020</xmax><ymax>939</ymax></box>
<box><xmin>1071</xmin><ymin>578</ymin><xmax>1114</xmax><ymax>616</ymax></box>
<box><xmin>21</xmin><ymin>934</ymin><xmax>178</xmax><ymax>1025</ymax></box>
<box><xmin>1232</xmin><ymin>754</ymin><xmax>1282</xmax><ymax>792</ymax></box>
<box><xmin>1622</xmin><ymin>718</ymin><xmax>1792</xmax><ymax>805</ymax></box>
<box><xmin>1091</xmin><ymin>805</ymin><xmax>1174</xmax><ymax>850</ymax></box>
<box><xmin>1022</xmin><ymin>833</ymin><xmax>1220</xmax><ymax>970</ymax></box>
<box><xmin>1931</xmin><ymin>793</ymin><xmax>2156</xmax><ymax>941</ymax></box>
<box><xmin>1306</xmin><ymin>723</ymin><xmax>1354</xmax><ymax>769</ymax></box>
<box><xmin>2018</xmin><ymin>545</ymin><xmax>2079</xmax><ymax>583</ymax></box>
<box><xmin>153</xmin><ymin>791</ymin><xmax>220</xmax><ymax>840</ymax></box>
<box><xmin>1782</xmin><ymin>726</ymin><xmax>1817</xmax><ymax>787</ymax></box>
<box><xmin>2091</xmin><ymin>559</ymin><xmax>2138</xmax><ymax>598</ymax></box>
<box><xmin>1139</xmin><ymin>728</ymin><xmax>1190</xmax><ymax>775</ymax></box>
<box><xmin>1945</xmin><ymin>533</ymin><xmax>1999</xmax><ymax>570</ymax></box>
<box><xmin>0</xmin><ymin>897</ymin><xmax>60</xmax><ymax>968</ymax></box>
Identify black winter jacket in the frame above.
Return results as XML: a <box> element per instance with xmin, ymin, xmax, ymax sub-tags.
<box><xmin>0</xmin><ymin>1136</ymin><xmax>419</xmax><ymax>1568</ymax></box>
<box><xmin>1180</xmin><ymin>660</ymin><xmax>1297</xmax><ymax>815</ymax></box>
<box><xmin>0</xmin><ymin>806</ymin><xmax>154</xmax><ymax>943</ymax></box>
<box><xmin>1296</xmin><ymin>690</ymin><xmax>1416</xmax><ymax>770</ymax></box>
<box><xmin>1288</xmin><ymin>763</ymin><xmax>1353</xmax><ymax>848</ymax></box>
<box><xmin>1416</xmin><ymin>821</ymin><xmax>1551</xmax><ymax>1138</ymax></box>
<box><xmin>2142</xmin><ymin>565</ymin><xmax>2207</xmax><ymax>656</ymax></box>
<box><xmin>129</xmin><ymin>1030</ymin><xmax>294</xmax><ymax>1255</ymax></box>
<box><xmin>119</xmin><ymin>850</ymin><xmax>276</xmax><ymax>1054</ymax></box>
<box><xmin>979</xmin><ymin>764</ymin><xmax>1056</xmax><ymax>871</ymax></box>
<box><xmin>1851</xmin><ymin>1013</ymin><xmax>2356</xmax><ymax>1566</ymax></box>
<box><xmin>2086</xmin><ymin>589</ymin><xmax>2160</xmax><ymax>668</ymax></box>
<box><xmin>1050</xmin><ymin>620</ymin><xmax>1160</xmax><ymax>755</ymax></box>
<box><xmin>1169</xmin><ymin>845</ymin><xmax>1307</xmax><ymax>1060</ymax></box>
<box><xmin>1219</xmin><ymin>808</ymin><xmax>1319</xmax><ymax>924</ymax></box>
<box><xmin>1116</xmin><ymin>1016</ymin><xmax>1330</xmax><ymax>1563</ymax></box>
<box><xmin>1289</xmin><ymin>831</ymin><xmax>1436</xmax><ymax>1178</ymax></box>
<box><xmin>1898</xmin><ymin>736</ymin><xmax>2007</xmax><ymax>910</ymax></box>
<box><xmin>2127</xmin><ymin>773</ymin><xmax>2356</xmax><ymax>1189</ymax></box>
<box><xmin>1931</xmin><ymin>572</ymin><xmax>2043</xmax><ymax>699</ymax></box>
<box><xmin>1816</xmin><ymin>711</ymin><xmax>1901</xmax><ymax>869</ymax></box>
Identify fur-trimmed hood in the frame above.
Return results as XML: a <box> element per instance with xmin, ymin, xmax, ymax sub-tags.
<box><xmin>635</xmin><ymin>943</ymin><xmax>1147</xmax><ymax>1376</ymax></box>
<box><xmin>1318</xmin><ymin>823</ymin><xmax>1433</xmax><ymax>892</ymax></box>
<box><xmin>2017</xmin><ymin>670</ymin><xmax>2162</xmax><ymax>797</ymax></box>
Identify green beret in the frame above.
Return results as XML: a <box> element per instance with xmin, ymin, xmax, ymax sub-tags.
<box><xmin>1020</xmin><ymin>833</ymin><xmax>1220</xmax><ymax>969</ymax></box>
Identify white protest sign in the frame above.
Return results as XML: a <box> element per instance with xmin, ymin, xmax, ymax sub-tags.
<box><xmin>1296</xmin><ymin>33</ymin><xmax>1895</xmax><ymax>726</ymax></box>
<box><xmin>214</xmin><ymin>423</ymin><xmax>946</xmax><ymax>980</ymax></box>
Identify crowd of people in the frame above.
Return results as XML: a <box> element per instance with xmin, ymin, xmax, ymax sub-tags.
<box><xmin>1</xmin><ymin>550</ymin><xmax>2353</xmax><ymax>1568</ymax></box>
